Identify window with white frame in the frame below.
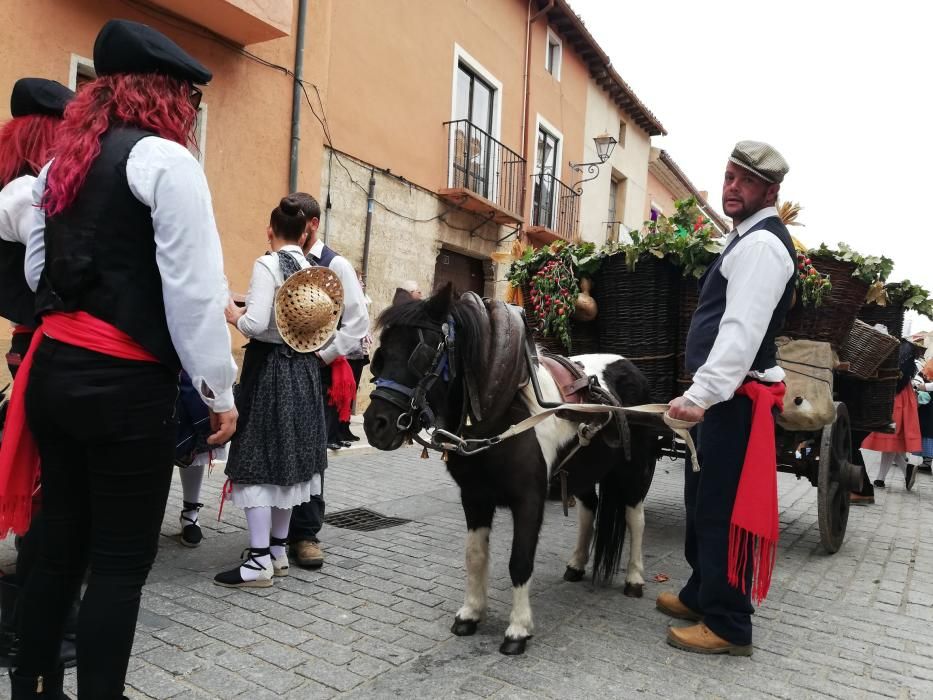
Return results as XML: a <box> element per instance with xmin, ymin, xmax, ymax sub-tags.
<box><xmin>452</xmin><ymin>62</ymin><xmax>496</xmax><ymax>197</ymax></box>
<box><xmin>68</xmin><ymin>54</ymin><xmax>208</xmax><ymax>166</ymax></box>
<box><xmin>532</xmin><ymin>125</ymin><xmax>560</xmax><ymax>228</ymax></box>
<box><xmin>546</xmin><ymin>29</ymin><xmax>562</xmax><ymax>79</ymax></box>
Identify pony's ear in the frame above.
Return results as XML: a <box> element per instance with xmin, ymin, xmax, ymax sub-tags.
<box><xmin>424</xmin><ymin>282</ymin><xmax>454</xmax><ymax>321</ymax></box>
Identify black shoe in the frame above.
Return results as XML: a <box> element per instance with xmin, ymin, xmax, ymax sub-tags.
<box><xmin>214</xmin><ymin>548</ymin><xmax>273</xmax><ymax>589</ymax></box>
<box><xmin>327</xmin><ymin>442</ymin><xmax>343</xmax><ymax>451</ymax></box>
<box><xmin>9</xmin><ymin>666</ymin><xmax>70</xmax><ymax>698</ymax></box>
<box><xmin>344</xmin><ymin>430</ymin><xmax>361</xmax><ymax>442</ymax></box>
<box><xmin>873</xmin><ymin>479</ymin><xmax>886</xmax><ymax>488</ymax></box>
<box><xmin>907</xmin><ymin>464</ymin><xmax>918</xmax><ymax>491</ymax></box>
<box><xmin>180</xmin><ymin>502</ymin><xmax>204</xmax><ymax>548</ymax></box>
<box><xmin>340</xmin><ymin>441</ymin><xmax>352</xmax><ymax>448</ymax></box>
<box><xmin>0</xmin><ymin>576</ymin><xmax>20</xmax><ymax>668</ymax></box>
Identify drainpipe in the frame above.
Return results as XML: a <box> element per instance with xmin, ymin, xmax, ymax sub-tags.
<box><xmin>288</xmin><ymin>0</ymin><xmax>309</xmax><ymax>192</ymax></box>
<box><xmin>520</xmin><ymin>0</ymin><xmax>554</xmax><ymax>226</ymax></box>
<box><xmin>361</xmin><ymin>168</ymin><xmax>376</xmax><ymax>287</ymax></box>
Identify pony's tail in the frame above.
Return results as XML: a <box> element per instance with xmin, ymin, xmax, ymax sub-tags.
<box><xmin>591</xmin><ymin>463</ymin><xmax>627</xmax><ymax>586</ymax></box>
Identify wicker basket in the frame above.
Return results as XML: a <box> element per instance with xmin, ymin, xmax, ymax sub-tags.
<box><xmin>858</xmin><ymin>302</ymin><xmax>905</xmax><ymax>339</ymax></box>
<box><xmin>782</xmin><ymin>255</ymin><xmax>869</xmax><ymax>348</ymax></box>
<box><xmin>836</xmin><ymin>373</ymin><xmax>897</xmax><ymax>430</ymax></box>
<box><xmin>677</xmin><ymin>278</ymin><xmax>700</xmax><ymax>383</ymax></box>
<box><xmin>839</xmin><ymin>320</ymin><xmax>899</xmax><ymax>379</ymax></box>
<box><xmin>593</xmin><ymin>253</ymin><xmax>679</xmax><ymax>402</ymax></box>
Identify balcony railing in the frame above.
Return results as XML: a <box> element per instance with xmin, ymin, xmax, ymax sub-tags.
<box><xmin>531</xmin><ymin>171</ymin><xmax>579</xmax><ymax>241</ymax></box>
<box><xmin>442</xmin><ymin>120</ymin><xmax>525</xmax><ymax>224</ymax></box>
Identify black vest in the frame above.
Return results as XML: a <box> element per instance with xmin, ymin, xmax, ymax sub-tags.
<box><xmin>0</xmin><ymin>238</ymin><xmax>34</xmax><ymax>326</ymax></box>
<box><xmin>685</xmin><ymin>216</ymin><xmax>795</xmax><ymax>375</ymax></box>
<box><xmin>308</xmin><ymin>243</ymin><xmax>338</xmax><ymax>268</ymax></box>
<box><xmin>35</xmin><ymin>127</ymin><xmax>180</xmax><ymax>369</ymax></box>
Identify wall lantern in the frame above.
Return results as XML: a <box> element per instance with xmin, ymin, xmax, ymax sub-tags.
<box><xmin>569</xmin><ymin>133</ymin><xmax>618</xmax><ymax>193</ymax></box>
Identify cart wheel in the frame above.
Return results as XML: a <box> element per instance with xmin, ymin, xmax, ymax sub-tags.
<box><xmin>817</xmin><ymin>402</ymin><xmax>851</xmax><ymax>554</ymax></box>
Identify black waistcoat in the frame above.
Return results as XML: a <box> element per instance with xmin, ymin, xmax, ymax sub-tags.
<box><xmin>685</xmin><ymin>216</ymin><xmax>796</xmax><ymax>375</ymax></box>
<box><xmin>35</xmin><ymin>127</ymin><xmax>180</xmax><ymax>369</ymax></box>
<box><xmin>0</xmin><ymin>238</ymin><xmax>34</xmax><ymax>326</ymax></box>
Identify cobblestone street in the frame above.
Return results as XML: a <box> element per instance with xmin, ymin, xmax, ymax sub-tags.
<box><xmin>2</xmin><ymin>441</ymin><xmax>932</xmax><ymax>699</ymax></box>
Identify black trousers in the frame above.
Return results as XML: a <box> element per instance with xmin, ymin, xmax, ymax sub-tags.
<box><xmin>17</xmin><ymin>339</ymin><xmax>177</xmax><ymax>699</ymax></box>
<box><xmin>850</xmin><ymin>429</ymin><xmax>875</xmax><ymax>497</ymax></box>
<box><xmin>290</xmin><ymin>361</ymin><xmax>330</xmax><ymax>542</ymax></box>
<box><xmin>679</xmin><ymin>394</ymin><xmax>757</xmax><ymax>646</ymax></box>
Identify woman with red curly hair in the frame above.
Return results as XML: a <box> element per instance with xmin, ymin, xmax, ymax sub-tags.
<box><xmin>0</xmin><ymin>77</ymin><xmax>77</xmax><ymax>674</ymax></box>
<box><xmin>0</xmin><ymin>78</ymin><xmax>73</xmax><ymax>376</ymax></box>
<box><xmin>3</xmin><ymin>20</ymin><xmax>237</xmax><ymax>699</ymax></box>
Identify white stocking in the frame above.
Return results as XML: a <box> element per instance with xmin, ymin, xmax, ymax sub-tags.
<box><xmin>180</xmin><ymin>465</ymin><xmax>205</xmax><ymax>523</ymax></box>
<box><xmin>270</xmin><ymin>507</ymin><xmax>292</xmax><ymax>559</ymax></box>
<box><xmin>241</xmin><ymin>506</ymin><xmax>272</xmax><ymax>581</ymax></box>
<box><xmin>876</xmin><ymin>452</ymin><xmax>895</xmax><ymax>482</ymax></box>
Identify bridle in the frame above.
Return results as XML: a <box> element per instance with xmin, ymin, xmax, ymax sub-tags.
<box><xmin>371</xmin><ymin>317</ymin><xmax>456</xmax><ymax>437</ymax></box>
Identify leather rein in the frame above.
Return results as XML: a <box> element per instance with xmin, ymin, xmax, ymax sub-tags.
<box><xmin>370</xmin><ymin>314</ymin><xmax>699</xmax><ymax>468</ymax></box>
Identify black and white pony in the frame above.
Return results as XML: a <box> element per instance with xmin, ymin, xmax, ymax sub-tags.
<box><xmin>363</xmin><ymin>285</ymin><xmax>656</xmax><ymax>655</ymax></box>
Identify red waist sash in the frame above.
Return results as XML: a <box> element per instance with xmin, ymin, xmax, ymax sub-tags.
<box><xmin>0</xmin><ymin>311</ymin><xmax>158</xmax><ymax>537</ymax></box>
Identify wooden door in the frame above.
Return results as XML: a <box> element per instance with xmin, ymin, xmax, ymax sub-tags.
<box><xmin>434</xmin><ymin>249</ymin><xmax>485</xmax><ymax>296</ymax></box>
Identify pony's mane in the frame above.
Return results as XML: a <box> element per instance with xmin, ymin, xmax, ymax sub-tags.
<box><xmin>376</xmin><ymin>297</ymin><xmax>486</xmax><ymax>379</ymax></box>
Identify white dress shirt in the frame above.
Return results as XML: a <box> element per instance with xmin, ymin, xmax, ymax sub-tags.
<box><xmin>307</xmin><ymin>238</ymin><xmax>370</xmax><ymax>364</ymax></box>
<box><xmin>24</xmin><ymin>137</ymin><xmax>237</xmax><ymax>412</ymax></box>
<box><xmin>684</xmin><ymin>206</ymin><xmax>795</xmax><ymax>410</ymax></box>
<box><xmin>0</xmin><ymin>175</ymin><xmax>35</xmax><ymax>245</ymax></box>
<box><xmin>236</xmin><ymin>245</ymin><xmax>309</xmax><ymax>343</ymax></box>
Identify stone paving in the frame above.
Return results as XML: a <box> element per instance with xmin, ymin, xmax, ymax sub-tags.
<box><xmin>2</xmin><ymin>440</ymin><xmax>933</xmax><ymax>699</ymax></box>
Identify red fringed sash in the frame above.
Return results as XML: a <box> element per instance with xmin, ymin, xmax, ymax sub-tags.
<box><xmin>730</xmin><ymin>381</ymin><xmax>786</xmax><ymax>604</ymax></box>
<box><xmin>327</xmin><ymin>356</ymin><xmax>356</xmax><ymax>423</ymax></box>
<box><xmin>0</xmin><ymin>311</ymin><xmax>158</xmax><ymax>537</ymax></box>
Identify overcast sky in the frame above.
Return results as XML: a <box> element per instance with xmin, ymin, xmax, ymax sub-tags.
<box><xmin>570</xmin><ymin>0</ymin><xmax>933</xmax><ymax>331</ymax></box>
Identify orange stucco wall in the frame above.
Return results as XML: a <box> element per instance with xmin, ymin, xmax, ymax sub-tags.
<box><xmin>0</xmin><ymin>0</ymin><xmax>331</xmax><ymax>372</ymax></box>
<box><xmin>312</xmin><ymin>0</ymin><xmax>587</xmax><ymax>226</ymax></box>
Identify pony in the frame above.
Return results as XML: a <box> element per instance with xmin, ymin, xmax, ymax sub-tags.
<box><xmin>363</xmin><ymin>284</ymin><xmax>656</xmax><ymax>655</ymax></box>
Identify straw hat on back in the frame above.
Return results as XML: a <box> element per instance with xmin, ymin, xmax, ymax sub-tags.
<box><xmin>275</xmin><ymin>267</ymin><xmax>344</xmax><ymax>352</ymax></box>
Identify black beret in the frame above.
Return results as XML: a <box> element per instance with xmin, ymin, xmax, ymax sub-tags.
<box><xmin>10</xmin><ymin>78</ymin><xmax>74</xmax><ymax>118</ymax></box>
<box><xmin>93</xmin><ymin>19</ymin><xmax>212</xmax><ymax>85</ymax></box>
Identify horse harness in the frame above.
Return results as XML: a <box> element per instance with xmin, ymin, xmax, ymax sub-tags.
<box><xmin>536</xmin><ymin>351</ymin><xmax>631</xmax><ymax>514</ymax></box>
<box><xmin>370</xmin><ymin>297</ymin><xmax>699</xmax><ymax>516</ymax></box>
<box><xmin>370</xmin><ymin>305</ymin><xmax>633</xmax><ymax>513</ymax></box>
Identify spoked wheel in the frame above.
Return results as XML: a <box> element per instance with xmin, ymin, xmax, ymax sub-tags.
<box><xmin>817</xmin><ymin>402</ymin><xmax>851</xmax><ymax>554</ymax></box>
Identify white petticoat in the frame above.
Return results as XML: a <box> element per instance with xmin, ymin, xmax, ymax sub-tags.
<box><xmin>185</xmin><ymin>444</ymin><xmax>229</xmax><ymax>467</ymax></box>
<box><xmin>231</xmin><ymin>473</ymin><xmax>322</xmax><ymax>509</ymax></box>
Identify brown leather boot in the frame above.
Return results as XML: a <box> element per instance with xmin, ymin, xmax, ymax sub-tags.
<box><xmin>655</xmin><ymin>591</ymin><xmax>702</xmax><ymax>622</ymax></box>
<box><xmin>666</xmin><ymin>623</ymin><xmax>752</xmax><ymax>656</ymax></box>
<box><xmin>290</xmin><ymin>540</ymin><xmax>323</xmax><ymax>568</ymax></box>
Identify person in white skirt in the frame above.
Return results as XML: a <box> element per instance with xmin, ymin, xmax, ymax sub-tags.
<box><xmin>216</xmin><ymin>195</ymin><xmax>342</xmax><ymax>587</ymax></box>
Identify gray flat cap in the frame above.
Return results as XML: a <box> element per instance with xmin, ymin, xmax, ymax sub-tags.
<box><xmin>729</xmin><ymin>140</ymin><xmax>789</xmax><ymax>183</ymax></box>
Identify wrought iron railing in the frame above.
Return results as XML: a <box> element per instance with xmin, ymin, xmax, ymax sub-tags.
<box><xmin>531</xmin><ymin>170</ymin><xmax>578</xmax><ymax>241</ymax></box>
<box><xmin>444</xmin><ymin>119</ymin><xmax>525</xmax><ymax>220</ymax></box>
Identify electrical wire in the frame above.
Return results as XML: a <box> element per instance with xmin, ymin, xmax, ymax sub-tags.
<box><xmin>121</xmin><ymin>0</ymin><xmax>508</xmax><ymax>234</ymax></box>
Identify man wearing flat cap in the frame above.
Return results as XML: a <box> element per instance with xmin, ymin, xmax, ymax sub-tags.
<box><xmin>5</xmin><ymin>19</ymin><xmax>237</xmax><ymax>698</ymax></box>
<box><xmin>663</xmin><ymin>141</ymin><xmax>796</xmax><ymax>656</ymax></box>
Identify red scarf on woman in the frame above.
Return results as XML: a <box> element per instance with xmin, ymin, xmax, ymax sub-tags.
<box><xmin>0</xmin><ymin>311</ymin><xmax>158</xmax><ymax>537</ymax></box>
<box><xmin>729</xmin><ymin>381</ymin><xmax>786</xmax><ymax>604</ymax></box>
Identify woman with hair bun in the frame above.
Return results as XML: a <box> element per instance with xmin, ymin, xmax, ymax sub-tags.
<box><xmin>218</xmin><ymin>195</ymin><xmax>328</xmax><ymax>588</ymax></box>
